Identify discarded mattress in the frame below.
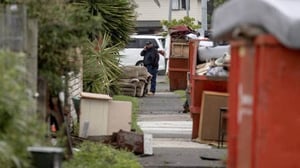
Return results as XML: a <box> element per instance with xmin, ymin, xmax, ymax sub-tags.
<box><xmin>198</xmin><ymin>45</ymin><xmax>230</xmax><ymax>62</ymax></box>
<box><xmin>212</xmin><ymin>0</ymin><xmax>300</xmax><ymax>49</ymax></box>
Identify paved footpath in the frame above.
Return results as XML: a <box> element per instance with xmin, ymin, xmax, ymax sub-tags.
<box><xmin>137</xmin><ymin>75</ymin><xmax>227</xmax><ymax>168</ymax></box>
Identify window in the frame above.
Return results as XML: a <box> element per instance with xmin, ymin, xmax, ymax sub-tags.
<box><xmin>172</xmin><ymin>0</ymin><xmax>190</xmax><ymax>10</ymax></box>
<box><xmin>159</xmin><ymin>38</ymin><xmax>166</xmax><ymax>49</ymax></box>
<box><xmin>137</xmin><ymin>39</ymin><xmax>158</xmax><ymax>48</ymax></box>
<box><xmin>126</xmin><ymin>38</ymin><xmax>158</xmax><ymax>48</ymax></box>
<box><xmin>126</xmin><ymin>39</ymin><xmax>138</xmax><ymax>48</ymax></box>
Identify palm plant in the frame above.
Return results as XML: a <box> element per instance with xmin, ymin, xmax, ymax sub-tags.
<box><xmin>83</xmin><ymin>33</ymin><xmax>122</xmax><ymax>95</ymax></box>
<box><xmin>69</xmin><ymin>0</ymin><xmax>136</xmax><ymax>94</ymax></box>
<box><xmin>71</xmin><ymin>0</ymin><xmax>136</xmax><ymax>47</ymax></box>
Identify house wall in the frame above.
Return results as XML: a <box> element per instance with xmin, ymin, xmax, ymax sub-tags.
<box><xmin>68</xmin><ymin>71</ymin><xmax>82</xmax><ymax>121</ymax></box>
<box><xmin>135</xmin><ymin>0</ymin><xmax>202</xmax><ymax>24</ymax></box>
<box><xmin>0</xmin><ymin>5</ymin><xmax>39</xmax><ymax>115</ymax></box>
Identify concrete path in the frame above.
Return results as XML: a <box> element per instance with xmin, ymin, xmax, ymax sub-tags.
<box><xmin>137</xmin><ymin>75</ymin><xmax>227</xmax><ymax>168</ymax></box>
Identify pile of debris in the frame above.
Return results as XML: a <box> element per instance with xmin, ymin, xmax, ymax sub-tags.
<box><xmin>72</xmin><ymin>129</ymin><xmax>152</xmax><ymax>155</ymax></box>
<box><xmin>196</xmin><ymin>53</ymin><xmax>230</xmax><ymax>77</ymax></box>
<box><xmin>118</xmin><ymin>66</ymin><xmax>151</xmax><ymax>97</ymax></box>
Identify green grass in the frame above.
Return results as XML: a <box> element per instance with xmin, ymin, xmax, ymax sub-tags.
<box><xmin>174</xmin><ymin>90</ymin><xmax>186</xmax><ymax>103</ymax></box>
<box><xmin>113</xmin><ymin>95</ymin><xmax>142</xmax><ymax>133</ymax></box>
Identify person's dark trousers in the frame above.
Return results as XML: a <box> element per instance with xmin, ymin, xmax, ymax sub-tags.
<box><xmin>146</xmin><ymin>65</ymin><xmax>158</xmax><ymax>93</ymax></box>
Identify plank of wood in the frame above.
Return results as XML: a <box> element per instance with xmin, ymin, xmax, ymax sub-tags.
<box><xmin>198</xmin><ymin>91</ymin><xmax>228</xmax><ymax>141</ymax></box>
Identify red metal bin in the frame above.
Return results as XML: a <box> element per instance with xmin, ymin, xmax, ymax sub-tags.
<box><xmin>188</xmin><ymin>40</ymin><xmax>228</xmax><ymax>139</ymax></box>
<box><xmin>228</xmin><ymin>34</ymin><xmax>300</xmax><ymax>168</ymax></box>
<box><xmin>226</xmin><ymin>39</ymin><xmax>240</xmax><ymax>168</ymax></box>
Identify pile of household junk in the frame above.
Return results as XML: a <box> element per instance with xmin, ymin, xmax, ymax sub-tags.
<box><xmin>196</xmin><ymin>52</ymin><xmax>230</xmax><ymax>77</ymax></box>
<box><xmin>118</xmin><ymin>66</ymin><xmax>152</xmax><ymax>97</ymax></box>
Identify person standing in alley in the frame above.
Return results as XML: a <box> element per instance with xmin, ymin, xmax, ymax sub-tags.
<box><xmin>140</xmin><ymin>41</ymin><xmax>160</xmax><ymax>95</ymax></box>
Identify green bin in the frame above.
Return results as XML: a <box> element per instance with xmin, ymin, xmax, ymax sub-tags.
<box><xmin>28</xmin><ymin>146</ymin><xmax>64</xmax><ymax>168</ymax></box>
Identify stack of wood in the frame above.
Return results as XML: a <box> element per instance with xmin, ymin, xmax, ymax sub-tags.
<box><xmin>118</xmin><ymin>66</ymin><xmax>151</xmax><ymax>97</ymax></box>
<box><xmin>196</xmin><ymin>62</ymin><xmax>213</xmax><ymax>75</ymax></box>
<box><xmin>196</xmin><ymin>53</ymin><xmax>230</xmax><ymax>77</ymax></box>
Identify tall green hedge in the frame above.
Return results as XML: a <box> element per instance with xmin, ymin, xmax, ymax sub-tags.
<box><xmin>0</xmin><ymin>50</ymin><xmax>45</xmax><ymax>168</ymax></box>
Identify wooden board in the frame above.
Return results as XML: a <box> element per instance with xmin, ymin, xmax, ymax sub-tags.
<box><xmin>80</xmin><ymin>98</ymin><xmax>110</xmax><ymax>137</ymax></box>
<box><xmin>171</xmin><ymin>42</ymin><xmax>189</xmax><ymax>58</ymax></box>
<box><xmin>198</xmin><ymin>91</ymin><xmax>228</xmax><ymax>141</ymax></box>
<box><xmin>108</xmin><ymin>101</ymin><xmax>132</xmax><ymax>135</ymax></box>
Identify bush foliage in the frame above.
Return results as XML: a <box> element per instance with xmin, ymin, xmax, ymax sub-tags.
<box><xmin>0</xmin><ymin>50</ymin><xmax>45</xmax><ymax>168</ymax></box>
<box><xmin>63</xmin><ymin>141</ymin><xmax>142</xmax><ymax>168</ymax></box>
<box><xmin>24</xmin><ymin>0</ymin><xmax>136</xmax><ymax>95</ymax></box>
<box><xmin>161</xmin><ymin>16</ymin><xmax>200</xmax><ymax>31</ymax></box>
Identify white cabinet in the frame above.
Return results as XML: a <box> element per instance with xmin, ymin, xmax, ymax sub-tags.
<box><xmin>80</xmin><ymin>92</ymin><xmax>112</xmax><ymax>137</ymax></box>
<box><xmin>79</xmin><ymin>92</ymin><xmax>132</xmax><ymax>137</ymax></box>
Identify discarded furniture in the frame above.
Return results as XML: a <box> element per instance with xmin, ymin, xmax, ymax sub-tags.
<box><xmin>168</xmin><ymin>26</ymin><xmax>193</xmax><ymax>91</ymax></box>
<box><xmin>118</xmin><ymin>66</ymin><xmax>151</xmax><ymax>97</ymax></box>
<box><xmin>80</xmin><ymin>92</ymin><xmax>112</xmax><ymax>137</ymax></box>
<box><xmin>79</xmin><ymin>92</ymin><xmax>132</xmax><ymax>137</ymax></box>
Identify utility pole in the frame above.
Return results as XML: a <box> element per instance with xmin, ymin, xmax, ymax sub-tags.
<box><xmin>201</xmin><ymin>0</ymin><xmax>208</xmax><ymax>36</ymax></box>
<box><xmin>186</xmin><ymin>0</ymin><xmax>190</xmax><ymax>17</ymax></box>
<box><xmin>168</xmin><ymin>0</ymin><xmax>172</xmax><ymax>21</ymax></box>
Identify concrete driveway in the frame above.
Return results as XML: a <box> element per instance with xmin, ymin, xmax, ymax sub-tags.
<box><xmin>137</xmin><ymin>75</ymin><xmax>227</xmax><ymax>168</ymax></box>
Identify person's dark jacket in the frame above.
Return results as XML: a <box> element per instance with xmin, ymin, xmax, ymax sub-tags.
<box><xmin>140</xmin><ymin>47</ymin><xmax>159</xmax><ymax>68</ymax></box>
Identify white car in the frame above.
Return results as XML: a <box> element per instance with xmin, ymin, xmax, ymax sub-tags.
<box><xmin>119</xmin><ymin>35</ymin><xmax>166</xmax><ymax>71</ymax></box>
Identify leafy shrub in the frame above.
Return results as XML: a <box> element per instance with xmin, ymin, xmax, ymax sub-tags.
<box><xmin>63</xmin><ymin>141</ymin><xmax>142</xmax><ymax>168</ymax></box>
<box><xmin>161</xmin><ymin>16</ymin><xmax>200</xmax><ymax>31</ymax></box>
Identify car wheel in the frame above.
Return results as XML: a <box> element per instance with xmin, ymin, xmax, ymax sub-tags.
<box><xmin>135</xmin><ymin>60</ymin><xmax>144</xmax><ymax>67</ymax></box>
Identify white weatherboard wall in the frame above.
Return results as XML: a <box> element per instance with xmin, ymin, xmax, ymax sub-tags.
<box><xmin>68</xmin><ymin>72</ymin><xmax>82</xmax><ymax>119</ymax></box>
<box><xmin>135</xmin><ymin>0</ymin><xmax>201</xmax><ymax>24</ymax></box>
<box><xmin>79</xmin><ymin>92</ymin><xmax>112</xmax><ymax>137</ymax></box>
